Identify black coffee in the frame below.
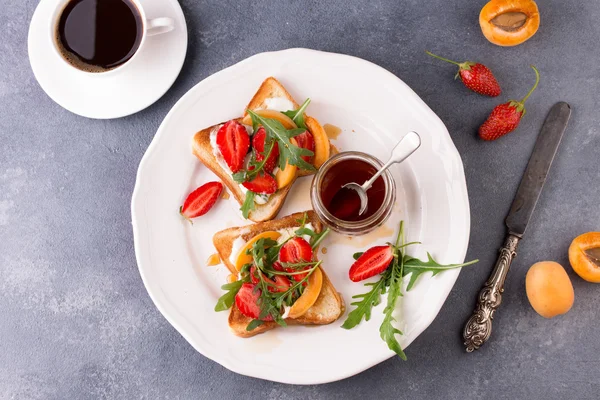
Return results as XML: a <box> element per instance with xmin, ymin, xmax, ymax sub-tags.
<box><xmin>57</xmin><ymin>0</ymin><xmax>143</xmax><ymax>72</ymax></box>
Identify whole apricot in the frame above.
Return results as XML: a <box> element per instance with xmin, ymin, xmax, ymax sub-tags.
<box><xmin>525</xmin><ymin>261</ymin><xmax>574</xmax><ymax>318</ymax></box>
<box><xmin>479</xmin><ymin>0</ymin><xmax>540</xmax><ymax>47</ymax></box>
<box><xmin>569</xmin><ymin>232</ymin><xmax>600</xmax><ymax>283</ymax></box>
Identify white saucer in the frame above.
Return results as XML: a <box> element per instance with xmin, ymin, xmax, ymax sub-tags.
<box><xmin>28</xmin><ymin>0</ymin><xmax>188</xmax><ymax>119</ymax></box>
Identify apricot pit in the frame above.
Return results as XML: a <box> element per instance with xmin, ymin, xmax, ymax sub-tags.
<box><xmin>569</xmin><ymin>232</ymin><xmax>600</xmax><ymax>283</ymax></box>
<box><xmin>479</xmin><ymin>0</ymin><xmax>540</xmax><ymax>47</ymax></box>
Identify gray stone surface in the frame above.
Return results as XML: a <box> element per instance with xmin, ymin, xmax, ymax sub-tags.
<box><xmin>1</xmin><ymin>0</ymin><xmax>599</xmax><ymax>398</ymax></box>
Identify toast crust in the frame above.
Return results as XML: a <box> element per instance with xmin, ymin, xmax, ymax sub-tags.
<box><xmin>212</xmin><ymin>211</ymin><xmax>344</xmax><ymax>338</ymax></box>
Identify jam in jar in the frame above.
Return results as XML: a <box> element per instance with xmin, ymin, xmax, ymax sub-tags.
<box><xmin>311</xmin><ymin>151</ymin><xmax>396</xmax><ymax>235</ymax></box>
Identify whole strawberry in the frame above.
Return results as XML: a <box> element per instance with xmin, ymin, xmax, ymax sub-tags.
<box><xmin>426</xmin><ymin>51</ymin><xmax>501</xmax><ymax>97</ymax></box>
<box><xmin>479</xmin><ymin>65</ymin><xmax>540</xmax><ymax>141</ymax></box>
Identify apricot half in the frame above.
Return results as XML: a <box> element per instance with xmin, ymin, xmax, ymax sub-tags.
<box><xmin>525</xmin><ymin>261</ymin><xmax>574</xmax><ymax>318</ymax></box>
<box><xmin>234</xmin><ymin>231</ymin><xmax>281</xmax><ymax>270</ymax></box>
<box><xmin>241</xmin><ymin>109</ymin><xmax>297</xmax><ymax>129</ymax></box>
<box><xmin>305</xmin><ymin>116</ymin><xmax>330</xmax><ymax>169</ymax></box>
<box><xmin>479</xmin><ymin>0</ymin><xmax>540</xmax><ymax>47</ymax></box>
<box><xmin>288</xmin><ymin>267</ymin><xmax>323</xmax><ymax>319</ymax></box>
<box><xmin>569</xmin><ymin>232</ymin><xmax>600</xmax><ymax>283</ymax></box>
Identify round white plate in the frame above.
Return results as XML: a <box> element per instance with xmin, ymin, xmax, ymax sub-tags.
<box><xmin>132</xmin><ymin>49</ymin><xmax>470</xmax><ymax>384</ymax></box>
<box><xmin>28</xmin><ymin>0</ymin><xmax>187</xmax><ymax>119</ymax></box>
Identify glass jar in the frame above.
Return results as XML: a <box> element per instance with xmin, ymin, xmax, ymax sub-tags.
<box><xmin>311</xmin><ymin>151</ymin><xmax>396</xmax><ymax>235</ymax></box>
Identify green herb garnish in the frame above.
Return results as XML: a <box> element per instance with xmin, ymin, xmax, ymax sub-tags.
<box><xmin>282</xmin><ymin>98</ymin><xmax>311</xmax><ymax>129</ymax></box>
<box><xmin>247</xmin><ymin>110</ymin><xmax>315</xmax><ymax>172</ymax></box>
<box><xmin>342</xmin><ymin>221</ymin><xmax>478</xmax><ymax>359</ymax></box>
<box><xmin>240</xmin><ymin>191</ymin><xmax>256</xmax><ymax>219</ymax></box>
<box><xmin>214</xmin><ymin>280</ymin><xmax>245</xmax><ymax>312</ymax></box>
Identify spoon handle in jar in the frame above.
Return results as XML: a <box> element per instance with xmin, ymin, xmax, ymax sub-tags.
<box><xmin>361</xmin><ymin>131</ymin><xmax>421</xmax><ymax>190</ymax></box>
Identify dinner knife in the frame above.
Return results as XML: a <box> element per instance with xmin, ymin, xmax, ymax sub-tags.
<box><xmin>463</xmin><ymin>101</ymin><xmax>572</xmax><ymax>352</ymax></box>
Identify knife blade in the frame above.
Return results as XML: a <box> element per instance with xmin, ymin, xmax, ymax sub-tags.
<box><xmin>505</xmin><ymin>102</ymin><xmax>572</xmax><ymax>236</ymax></box>
<box><xmin>463</xmin><ymin>102</ymin><xmax>572</xmax><ymax>352</ymax></box>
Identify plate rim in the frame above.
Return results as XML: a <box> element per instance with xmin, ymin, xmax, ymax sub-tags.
<box><xmin>131</xmin><ymin>48</ymin><xmax>471</xmax><ymax>384</ymax></box>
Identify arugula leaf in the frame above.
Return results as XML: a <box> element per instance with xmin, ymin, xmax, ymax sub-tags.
<box><xmin>214</xmin><ymin>280</ymin><xmax>244</xmax><ymax>312</ymax></box>
<box><xmin>293</xmin><ymin>213</ymin><xmax>330</xmax><ymax>249</ymax></box>
<box><xmin>246</xmin><ymin>319</ymin><xmax>264</xmax><ymax>331</ymax></box>
<box><xmin>240</xmin><ymin>191</ymin><xmax>255</xmax><ymax>219</ymax></box>
<box><xmin>282</xmin><ymin>98</ymin><xmax>311</xmax><ymax>129</ymax></box>
<box><xmin>403</xmin><ymin>253</ymin><xmax>479</xmax><ymax>291</ymax></box>
<box><xmin>353</xmin><ymin>252</ymin><xmax>364</xmax><ymax>260</ymax></box>
<box><xmin>341</xmin><ymin>268</ymin><xmax>390</xmax><ymax>330</ymax></box>
<box><xmin>379</xmin><ymin>222</ymin><xmax>407</xmax><ymax>360</ymax></box>
<box><xmin>247</xmin><ymin>110</ymin><xmax>315</xmax><ymax>172</ymax></box>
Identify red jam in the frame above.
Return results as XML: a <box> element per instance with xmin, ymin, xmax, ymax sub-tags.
<box><xmin>319</xmin><ymin>159</ymin><xmax>385</xmax><ymax>221</ymax></box>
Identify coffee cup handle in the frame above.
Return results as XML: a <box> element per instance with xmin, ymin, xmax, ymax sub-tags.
<box><xmin>146</xmin><ymin>17</ymin><xmax>174</xmax><ymax>37</ymax></box>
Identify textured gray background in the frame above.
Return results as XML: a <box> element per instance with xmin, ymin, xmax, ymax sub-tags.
<box><xmin>2</xmin><ymin>0</ymin><xmax>599</xmax><ymax>398</ymax></box>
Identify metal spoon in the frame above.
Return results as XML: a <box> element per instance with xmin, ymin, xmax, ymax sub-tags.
<box><xmin>343</xmin><ymin>132</ymin><xmax>421</xmax><ymax>216</ymax></box>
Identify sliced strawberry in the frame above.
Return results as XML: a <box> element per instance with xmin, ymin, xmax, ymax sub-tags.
<box><xmin>294</xmin><ymin>131</ymin><xmax>315</xmax><ymax>163</ymax></box>
<box><xmin>235</xmin><ymin>283</ymin><xmax>273</xmax><ymax>321</ymax></box>
<box><xmin>250</xmin><ymin>266</ymin><xmax>261</xmax><ymax>284</ymax></box>
<box><xmin>179</xmin><ymin>181</ymin><xmax>223</xmax><ymax>220</ymax></box>
<box><xmin>216</xmin><ymin>120</ymin><xmax>250</xmax><ymax>173</ymax></box>
<box><xmin>242</xmin><ymin>173</ymin><xmax>277</xmax><ymax>194</ymax></box>
<box><xmin>252</xmin><ymin>127</ymin><xmax>279</xmax><ymax>173</ymax></box>
<box><xmin>280</xmin><ymin>237</ymin><xmax>313</xmax><ymax>283</ymax></box>
<box><xmin>272</xmin><ymin>261</ymin><xmax>284</xmax><ymax>271</ymax></box>
<box><xmin>270</xmin><ymin>275</ymin><xmax>292</xmax><ymax>293</ymax></box>
<box><xmin>250</xmin><ymin>266</ymin><xmax>292</xmax><ymax>293</ymax></box>
<box><xmin>349</xmin><ymin>245</ymin><xmax>394</xmax><ymax>282</ymax></box>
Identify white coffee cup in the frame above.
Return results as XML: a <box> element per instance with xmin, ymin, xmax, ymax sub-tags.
<box><xmin>50</xmin><ymin>0</ymin><xmax>174</xmax><ymax>74</ymax></box>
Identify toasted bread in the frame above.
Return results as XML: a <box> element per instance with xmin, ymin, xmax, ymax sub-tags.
<box><xmin>213</xmin><ymin>211</ymin><xmax>344</xmax><ymax>338</ymax></box>
<box><xmin>191</xmin><ymin>77</ymin><xmax>331</xmax><ymax>222</ymax></box>
<box><xmin>192</xmin><ymin>123</ymin><xmax>296</xmax><ymax>223</ymax></box>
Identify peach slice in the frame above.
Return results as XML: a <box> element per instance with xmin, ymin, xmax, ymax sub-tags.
<box><xmin>479</xmin><ymin>0</ymin><xmax>540</xmax><ymax>47</ymax></box>
<box><xmin>234</xmin><ymin>231</ymin><xmax>282</xmax><ymax>271</ymax></box>
<box><xmin>288</xmin><ymin>267</ymin><xmax>323</xmax><ymax>319</ymax></box>
<box><xmin>305</xmin><ymin>116</ymin><xmax>330</xmax><ymax>169</ymax></box>
<box><xmin>569</xmin><ymin>232</ymin><xmax>600</xmax><ymax>283</ymax></box>
<box><xmin>275</xmin><ymin>137</ymin><xmax>299</xmax><ymax>189</ymax></box>
<box><xmin>241</xmin><ymin>109</ymin><xmax>297</xmax><ymax>129</ymax></box>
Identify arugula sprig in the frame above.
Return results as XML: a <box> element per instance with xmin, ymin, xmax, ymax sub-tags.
<box><xmin>342</xmin><ymin>221</ymin><xmax>478</xmax><ymax>360</ymax></box>
<box><xmin>240</xmin><ymin>191</ymin><xmax>255</xmax><ymax>219</ymax></box>
<box><xmin>294</xmin><ymin>213</ymin><xmax>330</xmax><ymax>249</ymax></box>
<box><xmin>247</xmin><ymin>110</ymin><xmax>315</xmax><ymax>172</ymax></box>
<box><xmin>282</xmin><ymin>98</ymin><xmax>311</xmax><ymax>129</ymax></box>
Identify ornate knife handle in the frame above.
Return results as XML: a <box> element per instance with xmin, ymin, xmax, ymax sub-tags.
<box><xmin>463</xmin><ymin>234</ymin><xmax>521</xmax><ymax>352</ymax></box>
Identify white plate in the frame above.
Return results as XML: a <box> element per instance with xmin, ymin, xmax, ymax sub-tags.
<box><xmin>132</xmin><ymin>49</ymin><xmax>470</xmax><ymax>384</ymax></box>
<box><xmin>28</xmin><ymin>0</ymin><xmax>187</xmax><ymax>119</ymax></box>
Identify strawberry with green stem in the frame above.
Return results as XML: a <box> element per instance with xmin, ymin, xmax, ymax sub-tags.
<box><xmin>479</xmin><ymin>65</ymin><xmax>540</xmax><ymax>141</ymax></box>
<box><xmin>426</xmin><ymin>51</ymin><xmax>501</xmax><ymax>97</ymax></box>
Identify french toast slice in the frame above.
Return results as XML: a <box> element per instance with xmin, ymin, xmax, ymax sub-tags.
<box><xmin>191</xmin><ymin>77</ymin><xmax>331</xmax><ymax>222</ymax></box>
<box><xmin>212</xmin><ymin>211</ymin><xmax>344</xmax><ymax>338</ymax></box>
